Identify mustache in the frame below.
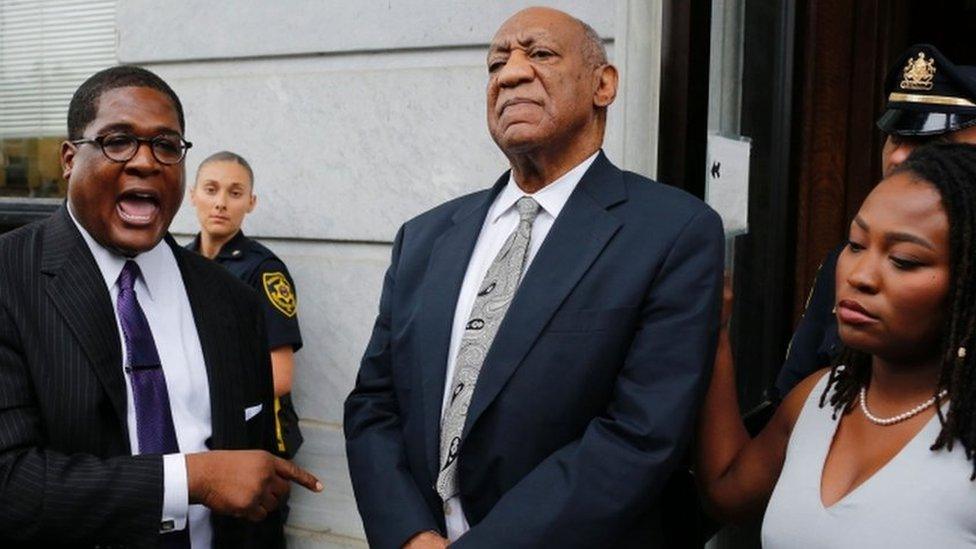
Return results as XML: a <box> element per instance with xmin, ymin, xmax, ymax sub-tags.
<box><xmin>496</xmin><ymin>97</ymin><xmax>542</xmax><ymax>114</ymax></box>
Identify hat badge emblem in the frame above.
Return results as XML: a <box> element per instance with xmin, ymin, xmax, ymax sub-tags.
<box><xmin>900</xmin><ymin>52</ymin><xmax>936</xmax><ymax>91</ymax></box>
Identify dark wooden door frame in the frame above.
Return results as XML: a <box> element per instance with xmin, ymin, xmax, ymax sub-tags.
<box><xmin>791</xmin><ymin>0</ymin><xmax>905</xmax><ymax>323</ymax></box>
<box><xmin>728</xmin><ymin>0</ymin><xmax>800</xmax><ymax>407</ymax></box>
<box><xmin>655</xmin><ymin>3</ymin><xmax>802</xmax><ymax>547</ymax></box>
<box><xmin>656</xmin><ymin>0</ymin><xmax>803</xmax><ymax>406</ymax></box>
<box><xmin>792</xmin><ymin>0</ymin><xmax>976</xmax><ymax>321</ymax></box>
<box><xmin>656</xmin><ymin>0</ymin><xmax>712</xmax><ymax>199</ymax></box>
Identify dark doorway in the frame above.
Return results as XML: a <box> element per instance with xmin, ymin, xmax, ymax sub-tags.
<box><xmin>902</xmin><ymin>0</ymin><xmax>976</xmax><ymax>63</ymax></box>
<box><xmin>792</xmin><ymin>0</ymin><xmax>976</xmax><ymax>324</ymax></box>
<box><xmin>703</xmin><ymin>0</ymin><xmax>976</xmax><ymax>547</ymax></box>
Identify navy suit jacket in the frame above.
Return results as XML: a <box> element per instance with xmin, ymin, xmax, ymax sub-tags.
<box><xmin>344</xmin><ymin>153</ymin><xmax>724</xmax><ymax>548</ymax></box>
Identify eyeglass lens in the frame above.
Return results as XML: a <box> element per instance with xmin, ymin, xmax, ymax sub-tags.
<box><xmin>102</xmin><ymin>134</ymin><xmax>185</xmax><ymax>164</ymax></box>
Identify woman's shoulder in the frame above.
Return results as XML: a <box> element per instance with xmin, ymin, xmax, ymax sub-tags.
<box><xmin>773</xmin><ymin>368</ymin><xmax>832</xmax><ymax>436</ymax></box>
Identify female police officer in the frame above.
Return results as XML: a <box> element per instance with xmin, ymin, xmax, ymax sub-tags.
<box><xmin>187</xmin><ymin>150</ymin><xmax>304</xmax><ymax>457</ymax></box>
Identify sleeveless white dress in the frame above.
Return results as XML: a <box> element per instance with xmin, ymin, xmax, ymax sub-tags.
<box><xmin>762</xmin><ymin>373</ymin><xmax>976</xmax><ymax>548</ymax></box>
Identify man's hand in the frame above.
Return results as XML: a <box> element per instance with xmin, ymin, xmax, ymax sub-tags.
<box><xmin>186</xmin><ymin>450</ymin><xmax>322</xmax><ymax>521</ymax></box>
<box><xmin>403</xmin><ymin>531</ymin><xmax>449</xmax><ymax>549</ymax></box>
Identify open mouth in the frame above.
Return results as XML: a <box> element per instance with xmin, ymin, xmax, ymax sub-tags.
<box><xmin>116</xmin><ymin>190</ymin><xmax>160</xmax><ymax>226</ymax></box>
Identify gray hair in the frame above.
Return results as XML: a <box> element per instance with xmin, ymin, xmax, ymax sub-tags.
<box><xmin>578</xmin><ymin>19</ymin><xmax>608</xmax><ymax>68</ymax></box>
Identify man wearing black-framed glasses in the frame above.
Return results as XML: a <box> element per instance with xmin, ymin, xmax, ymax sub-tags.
<box><xmin>71</xmin><ymin>132</ymin><xmax>193</xmax><ymax>166</ymax></box>
<box><xmin>0</xmin><ymin>65</ymin><xmax>321</xmax><ymax>548</ymax></box>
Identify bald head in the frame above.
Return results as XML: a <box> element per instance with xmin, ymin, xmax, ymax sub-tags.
<box><xmin>494</xmin><ymin>7</ymin><xmax>608</xmax><ymax>69</ymax></box>
<box><xmin>486</xmin><ymin>7</ymin><xmax>618</xmax><ymax>178</ymax></box>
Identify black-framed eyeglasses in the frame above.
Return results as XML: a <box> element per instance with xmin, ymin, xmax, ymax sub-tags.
<box><xmin>70</xmin><ymin>133</ymin><xmax>193</xmax><ymax>165</ymax></box>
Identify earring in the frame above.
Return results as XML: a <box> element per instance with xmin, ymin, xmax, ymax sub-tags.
<box><xmin>959</xmin><ymin>347</ymin><xmax>968</xmax><ymax>359</ymax></box>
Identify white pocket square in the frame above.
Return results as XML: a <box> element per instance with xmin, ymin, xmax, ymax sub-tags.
<box><xmin>244</xmin><ymin>404</ymin><xmax>263</xmax><ymax>421</ymax></box>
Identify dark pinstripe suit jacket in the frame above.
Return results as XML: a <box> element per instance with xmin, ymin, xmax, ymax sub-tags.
<box><xmin>0</xmin><ymin>207</ymin><xmax>284</xmax><ymax>548</ymax></box>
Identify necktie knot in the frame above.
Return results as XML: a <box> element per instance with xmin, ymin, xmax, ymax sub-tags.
<box><xmin>516</xmin><ymin>196</ymin><xmax>541</xmax><ymax>224</ymax></box>
<box><xmin>118</xmin><ymin>260</ymin><xmax>141</xmax><ymax>293</ymax></box>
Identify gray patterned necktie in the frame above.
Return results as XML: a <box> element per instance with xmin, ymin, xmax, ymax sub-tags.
<box><xmin>436</xmin><ymin>196</ymin><xmax>541</xmax><ymax>501</ymax></box>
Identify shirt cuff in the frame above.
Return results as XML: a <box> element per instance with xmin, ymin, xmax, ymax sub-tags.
<box><xmin>161</xmin><ymin>453</ymin><xmax>189</xmax><ymax>533</ymax></box>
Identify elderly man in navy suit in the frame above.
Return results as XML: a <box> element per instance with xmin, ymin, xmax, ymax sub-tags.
<box><xmin>344</xmin><ymin>7</ymin><xmax>724</xmax><ymax>548</ymax></box>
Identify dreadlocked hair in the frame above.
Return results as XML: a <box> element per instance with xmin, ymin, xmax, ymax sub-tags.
<box><xmin>818</xmin><ymin>142</ymin><xmax>976</xmax><ymax>480</ymax></box>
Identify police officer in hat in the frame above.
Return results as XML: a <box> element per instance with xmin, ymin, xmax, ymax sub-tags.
<box><xmin>773</xmin><ymin>44</ymin><xmax>976</xmax><ymax>396</ymax></box>
<box><xmin>187</xmin><ymin>150</ymin><xmax>304</xmax><ymax>457</ymax></box>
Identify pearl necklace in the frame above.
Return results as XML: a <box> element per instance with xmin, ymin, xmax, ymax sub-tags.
<box><xmin>858</xmin><ymin>387</ymin><xmax>948</xmax><ymax>426</ymax></box>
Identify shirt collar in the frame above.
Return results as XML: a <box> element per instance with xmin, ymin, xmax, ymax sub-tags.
<box><xmin>67</xmin><ymin>202</ymin><xmax>171</xmax><ymax>302</ymax></box>
<box><xmin>188</xmin><ymin>230</ymin><xmax>247</xmax><ymax>261</ymax></box>
<box><xmin>488</xmin><ymin>151</ymin><xmax>600</xmax><ymax>225</ymax></box>
<box><xmin>215</xmin><ymin>230</ymin><xmax>248</xmax><ymax>260</ymax></box>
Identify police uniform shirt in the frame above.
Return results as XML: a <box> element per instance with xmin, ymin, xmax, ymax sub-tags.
<box><xmin>187</xmin><ymin>231</ymin><xmax>303</xmax><ymax>351</ymax></box>
<box><xmin>774</xmin><ymin>244</ymin><xmax>842</xmax><ymax>397</ymax></box>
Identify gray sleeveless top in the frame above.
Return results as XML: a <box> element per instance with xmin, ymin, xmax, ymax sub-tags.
<box><xmin>762</xmin><ymin>373</ymin><xmax>976</xmax><ymax>548</ymax></box>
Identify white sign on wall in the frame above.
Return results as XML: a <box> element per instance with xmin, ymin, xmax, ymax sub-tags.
<box><xmin>705</xmin><ymin>133</ymin><xmax>751</xmax><ymax>236</ymax></box>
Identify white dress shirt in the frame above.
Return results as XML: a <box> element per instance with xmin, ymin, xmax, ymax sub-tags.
<box><xmin>68</xmin><ymin>206</ymin><xmax>213</xmax><ymax>548</ymax></box>
<box><xmin>439</xmin><ymin>152</ymin><xmax>598</xmax><ymax>541</ymax></box>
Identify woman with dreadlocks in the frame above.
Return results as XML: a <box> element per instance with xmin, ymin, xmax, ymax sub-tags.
<box><xmin>696</xmin><ymin>143</ymin><xmax>976</xmax><ymax>546</ymax></box>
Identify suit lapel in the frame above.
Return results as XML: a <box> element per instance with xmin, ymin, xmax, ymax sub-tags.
<box><xmin>461</xmin><ymin>152</ymin><xmax>626</xmax><ymax>440</ymax></box>
<box><xmin>41</xmin><ymin>207</ymin><xmax>128</xmax><ymax>439</ymax></box>
<box><xmin>171</xmin><ymin>238</ymin><xmax>245</xmax><ymax>449</ymax></box>
<box><xmin>39</xmin><ymin>213</ymin><xmax>246</xmax><ymax>450</ymax></box>
<box><xmin>419</xmin><ymin>179</ymin><xmax>505</xmax><ymax>480</ymax></box>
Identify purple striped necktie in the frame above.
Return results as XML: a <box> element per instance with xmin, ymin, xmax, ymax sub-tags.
<box><xmin>117</xmin><ymin>260</ymin><xmax>190</xmax><ymax>548</ymax></box>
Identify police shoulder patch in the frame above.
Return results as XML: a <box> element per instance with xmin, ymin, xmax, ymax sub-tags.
<box><xmin>262</xmin><ymin>272</ymin><xmax>297</xmax><ymax>318</ymax></box>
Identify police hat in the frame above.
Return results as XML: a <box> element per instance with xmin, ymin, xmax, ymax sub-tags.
<box><xmin>876</xmin><ymin>44</ymin><xmax>976</xmax><ymax>136</ymax></box>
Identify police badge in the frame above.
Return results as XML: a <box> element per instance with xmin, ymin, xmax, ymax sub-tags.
<box><xmin>901</xmin><ymin>52</ymin><xmax>936</xmax><ymax>91</ymax></box>
<box><xmin>263</xmin><ymin>272</ymin><xmax>297</xmax><ymax>317</ymax></box>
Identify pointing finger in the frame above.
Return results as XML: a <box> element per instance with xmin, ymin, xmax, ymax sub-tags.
<box><xmin>273</xmin><ymin>457</ymin><xmax>323</xmax><ymax>492</ymax></box>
